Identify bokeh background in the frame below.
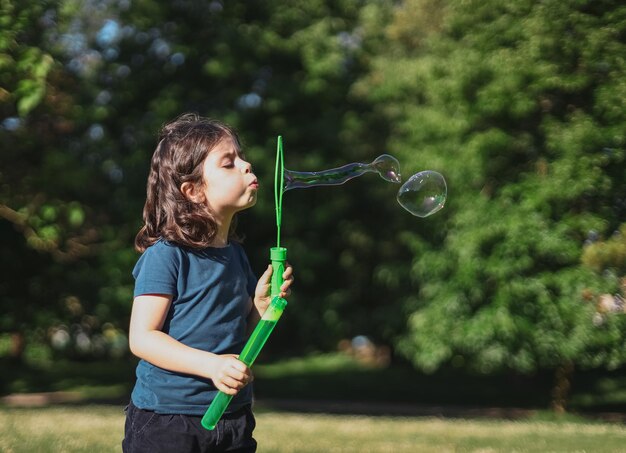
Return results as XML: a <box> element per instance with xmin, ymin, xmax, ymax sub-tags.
<box><xmin>2</xmin><ymin>0</ymin><xmax>625</xmax><ymax>419</ymax></box>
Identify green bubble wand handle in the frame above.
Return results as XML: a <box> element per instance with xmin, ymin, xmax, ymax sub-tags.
<box><xmin>202</xmin><ymin>136</ymin><xmax>288</xmax><ymax>430</ymax></box>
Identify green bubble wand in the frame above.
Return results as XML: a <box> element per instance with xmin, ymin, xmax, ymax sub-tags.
<box><xmin>201</xmin><ymin>136</ymin><xmax>288</xmax><ymax>430</ymax></box>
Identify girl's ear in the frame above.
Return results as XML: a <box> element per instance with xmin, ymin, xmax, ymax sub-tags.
<box><xmin>180</xmin><ymin>182</ymin><xmax>205</xmax><ymax>203</ymax></box>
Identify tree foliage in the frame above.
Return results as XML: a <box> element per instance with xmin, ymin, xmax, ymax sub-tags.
<box><xmin>356</xmin><ymin>0</ymin><xmax>626</xmax><ymax>390</ymax></box>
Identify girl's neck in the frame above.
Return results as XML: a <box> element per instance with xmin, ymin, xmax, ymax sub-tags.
<box><xmin>212</xmin><ymin>213</ymin><xmax>232</xmax><ymax>248</ymax></box>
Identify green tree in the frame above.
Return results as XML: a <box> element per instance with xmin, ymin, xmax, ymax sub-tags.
<box><xmin>0</xmin><ymin>0</ymin><xmax>133</xmax><ymax>360</ymax></box>
<box><xmin>356</xmin><ymin>0</ymin><xmax>626</xmax><ymax>411</ymax></box>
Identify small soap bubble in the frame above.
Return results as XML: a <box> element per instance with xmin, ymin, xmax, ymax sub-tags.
<box><xmin>372</xmin><ymin>154</ymin><xmax>401</xmax><ymax>183</ymax></box>
<box><xmin>397</xmin><ymin>171</ymin><xmax>447</xmax><ymax>217</ymax></box>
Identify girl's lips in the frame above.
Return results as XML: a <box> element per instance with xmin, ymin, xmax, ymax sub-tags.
<box><xmin>249</xmin><ymin>181</ymin><xmax>259</xmax><ymax>189</ymax></box>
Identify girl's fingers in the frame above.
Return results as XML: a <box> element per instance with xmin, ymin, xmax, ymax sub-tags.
<box><xmin>227</xmin><ymin>369</ymin><xmax>246</xmax><ymax>382</ymax></box>
<box><xmin>222</xmin><ymin>374</ymin><xmax>248</xmax><ymax>391</ymax></box>
<box><xmin>223</xmin><ymin>376</ymin><xmax>240</xmax><ymax>389</ymax></box>
<box><xmin>220</xmin><ymin>385</ymin><xmax>238</xmax><ymax>395</ymax></box>
<box><xmin>282</xmin><ymin>264</ymin><xmax>293</xmax><ymax>280</ymax></box>
<box><xmin>228</xmin><ymin>356</ymin><xmax>248</xmax><ymax>373</ymax></box>
<box><xmin>281</xmin><ymin>264</ymin><xmax>294</xmax><ymax>289</ymax></box>
<box><xmin>280</xmin><ymin>279</ymin><xmax>292</xmax><ymax>290</ymax></box>
<box><xmin>260</xmin><ymin>265</ymin><xmax>273</xmax><ymax>284</ymax></box>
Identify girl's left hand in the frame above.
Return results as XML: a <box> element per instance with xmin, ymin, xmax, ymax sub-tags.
<box><xmin>254</xmin><ymin>262</ymin><xmax>294</xmax><ymax>312</ymax></box>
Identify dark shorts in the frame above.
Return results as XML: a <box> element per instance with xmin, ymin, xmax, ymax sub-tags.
<box><xmin>122</xmin><ymin>401</ymin><xmax>257</xmax><ymax>453</ymax></box>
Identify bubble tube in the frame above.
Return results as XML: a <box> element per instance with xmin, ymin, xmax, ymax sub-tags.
<box><xmin>202</xmin><ymin>137</ymin><xmax>288</xmax><ymax>430</ymax></box>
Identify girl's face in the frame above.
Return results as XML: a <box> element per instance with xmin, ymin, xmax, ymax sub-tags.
<box><xmin>200</xmin><ymin>136</ymin><xmax>258</xmax><ymax>217</ymax></box>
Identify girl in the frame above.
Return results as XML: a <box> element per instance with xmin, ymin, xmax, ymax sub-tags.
<box><xmin>123</xmin><ymin>113</ymin><xmax>293</xmax><ymax>452</ymax></box>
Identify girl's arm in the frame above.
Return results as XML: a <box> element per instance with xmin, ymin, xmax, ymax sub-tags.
<box><xmin>247</xmin><ymin>263</ymin><xmax>294</xmax><ymax>334</ymax></box>
<box><xmin>129</xmin><ymin>294</ymin><xmax>251</xmax><ymax>395</ymax></box>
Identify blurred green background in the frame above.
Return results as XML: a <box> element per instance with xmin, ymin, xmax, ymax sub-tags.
<box><xmin>1</xmin><ymin>0</ymin><xmax>625</xmax><ymax>417</ymax></box>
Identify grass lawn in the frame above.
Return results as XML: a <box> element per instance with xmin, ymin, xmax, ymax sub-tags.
<box><xmin>1</xmin><ymin>405</ymin><xmax>626</xmax><ymax>453</ymax></box>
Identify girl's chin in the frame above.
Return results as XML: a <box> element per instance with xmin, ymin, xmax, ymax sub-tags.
<box><xmin>241</xmin><ymin>196</ymin><xmax>257</xmax><ymax>209</ymax></box>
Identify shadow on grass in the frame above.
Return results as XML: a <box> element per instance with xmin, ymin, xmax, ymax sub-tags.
<box><xmin>0</xmin><ymin>357</ymin><xmax>136</xmax><ymax>405</ymax></box>
<box><xmin>253</xmin><ymin>354</ymin><xmax>626</xmax><ymax>422</ymax></box>
<box><xmin>2</xmin><ymin>353</ymin><xmax>626</xmax><ymax>423</ymax></box>
<box><xmin>254</xmin><ymin>354</ymin><xmax>554</xmax><ymax>408</ymax></box>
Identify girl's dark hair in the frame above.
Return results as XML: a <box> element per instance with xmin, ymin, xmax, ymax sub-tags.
<box><xmin>135</xmin><ymin>113</ymin><xmax>242</xmax><ymax>252</ymax></box>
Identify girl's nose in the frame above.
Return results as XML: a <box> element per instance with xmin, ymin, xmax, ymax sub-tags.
<box><xmin>241</xmin><ymin>160</ymin><xmax>252</xmax><ymax>173</ymax></box>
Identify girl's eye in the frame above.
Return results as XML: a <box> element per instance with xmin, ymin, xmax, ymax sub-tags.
<box><xmin>222</xmin><ymin>162</ymin><xmax>234</xmax><ymax>168</ymax></box>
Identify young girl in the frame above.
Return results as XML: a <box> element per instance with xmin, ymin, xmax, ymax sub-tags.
<box><xmin>123</xmin><ymin>113</ymin><xmax>293</xmax><ymax>453</ymax></box>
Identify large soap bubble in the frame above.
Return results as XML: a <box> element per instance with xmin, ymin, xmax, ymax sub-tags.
<box><xmin>283</xmin><ymin>154</ymin><xmax>401</xmax><ymax>192</ymax></box>
<box><xmin>397</xmin><ymin>171</ymin><xmax>447</xmax><ymax>217</ymax></box>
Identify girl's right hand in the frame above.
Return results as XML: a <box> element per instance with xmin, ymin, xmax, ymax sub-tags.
<box><xmin>208</xmin><ymin>354</ymin><xmax>252</xmax><ymax>395</ymax></box>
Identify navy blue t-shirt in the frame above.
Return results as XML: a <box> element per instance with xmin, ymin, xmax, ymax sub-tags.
<box><xmin>130</xmin><ymin>239</ymin><xmax>257</xmax><ymax>415</ymax></box>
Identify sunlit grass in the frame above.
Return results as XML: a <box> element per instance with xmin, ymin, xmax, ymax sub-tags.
<box><xmin>1</xmin><ymin>405</ymin><xmax>626</xmax><ymax>453</ymax></box>
<box><xmin>0</xmin><ymin>406</ymin><xmax>124</xmax><ymax>453</ymax></box>
<box><xmin>256</xmin><ymin>412</ymin><xmax>626</xmax><ymax>453</ymax></box>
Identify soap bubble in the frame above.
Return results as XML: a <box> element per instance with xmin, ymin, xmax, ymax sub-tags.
<box><xmin>371</xmin><ymin>154</ymin><xmax>401</xmax><ymax>183</ymax></box>
<box><xmin>397</xmin><ymin>171</ymin><xmax>447</xmax><ymax>217</ymax></box>
<box><xmin>283</xmin><ymin>154</ymin><xmax>401</xmax><ymax>192</ymax></box>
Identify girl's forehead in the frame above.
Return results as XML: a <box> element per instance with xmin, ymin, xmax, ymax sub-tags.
<box><xmin>210</xmin><ymin>136</ymin><xmax>242</xmax><ymax>156</ymax></box>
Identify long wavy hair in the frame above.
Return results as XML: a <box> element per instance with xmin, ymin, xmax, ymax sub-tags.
<box><xmin>135</xmin><ymin>113</ymin><xmax>242</xmax><ymax>252</ymax></box>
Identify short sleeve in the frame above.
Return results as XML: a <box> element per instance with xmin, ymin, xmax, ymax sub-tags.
<box><xmin>132</xmin><ymin>241</ymin><xmax>180</xmax><ymax>298</ymax></box>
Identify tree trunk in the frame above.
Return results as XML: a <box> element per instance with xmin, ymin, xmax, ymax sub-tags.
<box><xmin>551</xmin><ymin>362</ymin><xmax>574</xmax><ymax>414</ymax></box>
<box><xmin>9</xmin><ymin>332</ymin><xmax>25</xmax><ymax>361</ymax></box>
